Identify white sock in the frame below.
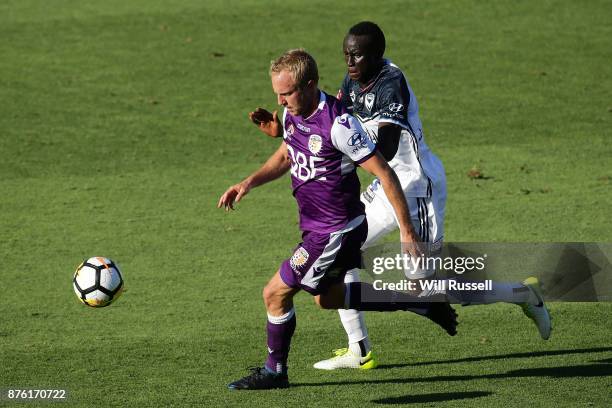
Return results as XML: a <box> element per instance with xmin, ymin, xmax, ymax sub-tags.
<box><xmin>349</xmin><ymin>336</ymin><xmax>371</xmax><ymax>357</ymax></box>
<box><xmin>339</xmin><ymin>269</ymin><xmax>370</xmax><ymax>356</ymax></box>
<box><xmin>449</xmin><ymin>281</ymin><xmax>534</xmax><ymax>305</ymax></box>
<box><xmin>487</xmin><ymin>282</ymin><xmax>535</xmax><ymax>304</ymax></box>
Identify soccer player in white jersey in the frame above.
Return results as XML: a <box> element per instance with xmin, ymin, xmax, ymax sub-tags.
<box><xmin>249</xmin><ymin>22</ymin><xmax>552</xmax><ymax>372</ymax></box>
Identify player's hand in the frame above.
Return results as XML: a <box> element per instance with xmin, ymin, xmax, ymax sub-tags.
<box><xmin>217</xmin><ymin>181</ymin><xmax>251</xmax><ymax>211</ymax></box>
<box><xmin>249</xmin><ymin>108</ymin><xmax>281</xmax><ymax>138</ymax></box>
<box><xmin>400</xmin><ymin>229</ymin><xmax>425</xmax><ymax>260</ymax></box>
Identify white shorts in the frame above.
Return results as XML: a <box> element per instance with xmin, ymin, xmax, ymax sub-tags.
<box><xmin>360</xmin><ymin>178</ymin><xmax>447</xmax><ymax>278</ymax></box>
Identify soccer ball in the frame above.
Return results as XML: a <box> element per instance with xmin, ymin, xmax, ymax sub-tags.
<box><xmin>73</xmin><ymin>257</ymin><xmax>124</xmax><ymax>307</ymax></box>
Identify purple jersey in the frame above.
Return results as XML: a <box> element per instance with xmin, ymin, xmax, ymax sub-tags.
<box><xmin>282</xmin><ymin>92</ymin><xmax>376</xmax><ymax>234</ymax></box>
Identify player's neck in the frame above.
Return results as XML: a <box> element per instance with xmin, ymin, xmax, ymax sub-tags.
<box><xmin>358</xmin><ymin>60</ymin><xmax>385</xmax><ymax>88</ymax></box>
<box><xmin>301</xmin><ymin>90</ymin><xmax>321</xmax><ymax>120</ymax></box>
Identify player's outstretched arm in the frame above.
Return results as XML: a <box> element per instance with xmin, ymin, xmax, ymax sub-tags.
<box><xmin>217</xmin><ymin>142</ymin><xmax>290</xmax><ymax>211</ymax></box>
<box><xmin>359</xmin><ymin>152</ymin><xmax>422</xmax><ymax>255</ymax></box>
<box><xmin>249</xmin><ymin>107</ymin><xmax>282</xmax><ymax>138</ymax></box>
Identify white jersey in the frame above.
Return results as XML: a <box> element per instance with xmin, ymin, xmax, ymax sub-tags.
<box><xmin>339</xmin><ymin>60</ymin><xmax>445</xmax><ymax>197</ymax></box>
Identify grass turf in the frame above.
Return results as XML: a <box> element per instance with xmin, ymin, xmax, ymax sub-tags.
<box><xmin>1</xmin><ymin>0</ymin><xmax>611</xmax><ymax>406</ymax></box>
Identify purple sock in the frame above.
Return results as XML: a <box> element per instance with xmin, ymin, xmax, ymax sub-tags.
<box><xmin>265</xmin><ymin>308</ymin><xmax>296</xmax><ymax>374</ymax></box>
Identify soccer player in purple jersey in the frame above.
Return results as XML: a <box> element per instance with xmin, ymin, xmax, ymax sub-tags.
<box><xmin>249</xmin><ymin>23</ymin><xmax>552</xmax><ymax>372</ymax></box>
<box><xmin>219</xmin><ymin>49</ymin><xmax>457</xmax><ymax>390</ymax></box>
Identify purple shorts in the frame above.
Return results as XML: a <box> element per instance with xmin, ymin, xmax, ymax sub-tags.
<box><xmin>280</xmin><ymin>218</ymin><xmax>367</xmax><ymax>295</ymax></box>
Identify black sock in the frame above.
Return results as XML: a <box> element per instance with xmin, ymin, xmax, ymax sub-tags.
<box><xmin>345</xmin><ymin>282</ymin><xmax>430</xmax><ymax>316</ymax></box>
<box><xmin>358</xmin><ymin>339</ymin><xmax>367</xmax><ymax>357</ymax></box>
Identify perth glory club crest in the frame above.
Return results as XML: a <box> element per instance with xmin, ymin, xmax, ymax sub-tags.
<box><xmin>290</xmin><ymin>247</ymin><xmax>309</xmax><ymax>271</ymax></box>
<box><xmin>308</xmin><ymin>135</ymin><xmax>322</xmax><ymax>155</ymax></box>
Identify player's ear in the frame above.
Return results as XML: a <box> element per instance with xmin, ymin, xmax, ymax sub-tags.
<box><xmin>306</xmin><ymin>79</ymin><xmax>317</xmax><ymax>91</ymax></box>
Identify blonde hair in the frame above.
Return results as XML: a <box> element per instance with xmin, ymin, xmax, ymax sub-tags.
<box><xmin>270</xmin><ymin>49</ymin><xmax>319</xmax><ymax>89</ymax></box>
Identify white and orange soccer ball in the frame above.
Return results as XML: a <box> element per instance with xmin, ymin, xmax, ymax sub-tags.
<box><xmin>73</xmin><ymin>257</ymin><xmax>124</xmax><ymax>307</ymax></box>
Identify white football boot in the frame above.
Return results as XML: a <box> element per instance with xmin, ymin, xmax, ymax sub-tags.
<box><xmin>313</xmin><ymin>348</ymin><xmax>378</xmax><ymax>370</ymax></box>
<box><xmin>521</xmin><ymin>277</ymin><xmax>552</xmax><ymax>340</ymax></box>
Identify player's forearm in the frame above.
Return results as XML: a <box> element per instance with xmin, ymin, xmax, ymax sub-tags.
<box><xmin>246</xmin><ymin>161</ymin><xmax>289</xmax><ymax>188</ymax></box>
<box><xmin>243</xmin><ymin>145</ymin><xmax>290</xmax><ymax>189</ymax></box>
<box><xmin>378</xmin><ymin>166</ymin><xmax>416</xmax><ymax>238</ymax></box>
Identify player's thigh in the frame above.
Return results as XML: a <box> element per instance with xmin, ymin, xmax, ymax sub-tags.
<box><xmin>279</xmin><ymin>219</ymin><xmax>366</xmax><ymax>296</ymax></box>
<box><xmin>362</xmin><ymin>192</ymin><xmax>398</xmax><ymax>249</ymax></box>
<box><xmin>404</xmin><ymin>190</ymin><xmax>447</xmax><ymax>279</ymax></box>
<box><xmin>407</xmin><ymin>193</ymin><xmax>445</xmax><ymax>244</ymax></box>
<box><xmin>361</xmin><ymin>185</ymin><xmax>446</xmax><ymax>249</ymax></box>
<box><xmin>430</xmin><ymin>183</ymin><xmax>446</xmax><ymax>243</ymax></box>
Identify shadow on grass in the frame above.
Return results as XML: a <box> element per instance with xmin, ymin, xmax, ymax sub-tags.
<box><xmin>593</xmin><ymin>357</ymin><xmax>612</xmax><ymax>364</ymax></box>
<box><xmin>292</xmin><ymin>363</ymin><xmax>612</xmax><ymax>388</ymax></box>
<box><xmin>376</xmin><ymin>346</ymin><xmax>612</xmax><ymax>369</ymax></box>
<box><xmin>372</xmin><ymin>391</ymin><xmax>493</xmax><ymax>405</ymax></box>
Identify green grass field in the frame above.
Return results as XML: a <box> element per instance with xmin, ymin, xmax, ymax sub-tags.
<box><xmin>1</xmin><ymin>0</ymin><xmax>611</xmax><ymax>406</ymax></box>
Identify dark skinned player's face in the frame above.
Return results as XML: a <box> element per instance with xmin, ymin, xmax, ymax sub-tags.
<box><xmin>343</xmin><ymin>34</ymin><xmax>380</xmax><ymax>85</ymax></box>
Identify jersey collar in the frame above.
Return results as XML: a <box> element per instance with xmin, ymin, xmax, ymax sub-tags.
<box><xmin>304</xmin><ymin>91</ymin><xmax>326</xmax><ymax>121</ymax></box>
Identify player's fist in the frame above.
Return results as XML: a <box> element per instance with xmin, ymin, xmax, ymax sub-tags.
<box><xmin>249</xmin><ymin>108</ymin><xmax>281</xmax><ymax>138</ymax></box>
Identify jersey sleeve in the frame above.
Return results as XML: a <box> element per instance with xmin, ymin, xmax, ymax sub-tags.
<box><xmin>330</xmin><ymin>113</ymin><xmax>376</xmax><ymax>164</ymax></box>
<box><xmin>376</xmin><ymin>75</ymin><xmax>410</xmax><ymax>127</ymax></box>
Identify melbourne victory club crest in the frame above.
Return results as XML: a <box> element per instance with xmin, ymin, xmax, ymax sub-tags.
<box><xmin>349</xmin><ymin>89</ymin><xmax>356</xmax><ymax>103</ymax></box>
<box><xmin>365</xmin><ymin>93</ymin><xmax>375</xmax><ymax>112</ymax></box>
<box><xmin>308</xmin><ymin>134</ymin><xmax>323</xmax><ymax>155</ymax></box>
<box><xmin>290</xmin><ymin>247</ymin><xmax>309</xmax><ymax>271</ymax></box>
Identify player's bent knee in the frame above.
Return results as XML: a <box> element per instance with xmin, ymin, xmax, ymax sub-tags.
<box><xmin>262</xmin><ymin>273</ymin><xmax>296</xmax><ymax>311</ymax></box>
<box><xmin>262</xmin><ymin>283</ymin><xmax>277</xmax><ymax>308</ymax></box>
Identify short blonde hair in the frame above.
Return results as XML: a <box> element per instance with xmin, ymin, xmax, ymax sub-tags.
<box><xmin>270</xmin><ymin>49</ymin><xmax>319</xmax><ymax>89</ymax></box>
